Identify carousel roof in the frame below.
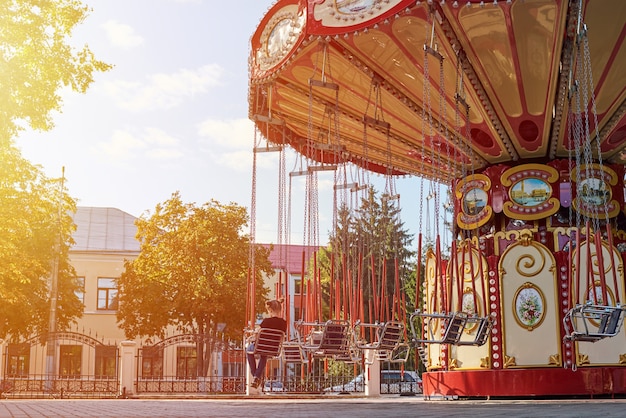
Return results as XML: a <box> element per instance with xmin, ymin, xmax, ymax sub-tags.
<box><xmin>248</xmin><ymin>0</ymin><xmax>626</xmax><ymax>182</ymax></box>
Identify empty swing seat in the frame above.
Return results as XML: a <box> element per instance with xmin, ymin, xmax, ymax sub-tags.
<box><xmin>456</xmin><ymin>314</ymin><xmax>495</xmax><ymax>346</ymax></box>
<box><xmin>300</xmin><ymin>320</ymin><xmax>352</xmax><ymax>359</ymax></box>
<box><xmin>441</xmin><ymin>313</ymin><xmax>468</xmax><ymax>344</ymax></box>
<box><xmin>355</xmin><ymin>321</ymin><xmax>407</xmax><ymax>362</ymax></box>
<box><xmin>282</xmin><ymin>341</ymin><xmax>307</xmax><ymax>363</ymax></box>
<box><xmin>410</xmin><ymin>310</ymin><xmax>469</xmax><ymax>345</ymax></box>
<box><xmin>563</xmin><ymin>304</ymin><xmax>626</xmax><ymax>342</ymax></box>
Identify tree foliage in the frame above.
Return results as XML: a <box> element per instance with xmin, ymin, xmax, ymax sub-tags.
<box><xmin>0</xmin><ymin>0</ymin><xmax>110</xmax><ymax>340</ymax></box>
<box><xmin>0</xmin><ymin>146</ymin><xmax>82</xmax><ymax>340</ymax></box>
<box><xmin>116</xmin><ymin>193</ymin><xmax>272</xmax><ymax>375</ymax></box>
<box><xmin>316</xmin><ymin>187</ymin><xmax>415</xmax><ymax>323</ymax></box>
<box><xmin>0</xmin><ymin>0</ymin><xmax>112</xmax><ymax>142</ymax></box>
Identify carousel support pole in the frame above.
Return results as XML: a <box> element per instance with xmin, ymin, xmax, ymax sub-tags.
<box><xmin>594</xmin><ymin>229</ymin><xmax>608</xmax><ymax>304</ymax></box>
<box><xmin>364</xmin><ymin>349</ymin><xmax>381</xmax><ymax>397</ymax></box>
<box><xmin>606</xmin><ymin>223</ymin><xmax>620</xmax><ymax>303</ymax></box>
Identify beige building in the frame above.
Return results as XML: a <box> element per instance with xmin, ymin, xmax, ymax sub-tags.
<box><xmin>0</xmin><ymin>206</ymin><xmax>320</xmax><ymax>398</ymax></box>
<box><xmin>71</xmin><ymin>206</ymin><xmax>140</xmax><ymax>342</ymax></box>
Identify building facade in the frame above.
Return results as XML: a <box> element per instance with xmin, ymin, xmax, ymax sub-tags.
<box><xmin>0</xmin><ymin>207</ymin><xmax>315</xmax><ymax>398</ymax></box>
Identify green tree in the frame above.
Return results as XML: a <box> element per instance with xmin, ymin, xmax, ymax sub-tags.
<box><xmin>316</xmin><ymin>187</ymin><xmax>415</xmax><ymax>324</ymax></box>
<box><xmin>1</xmin><ymin>0</ymin><xmax>112</xmax><ymax>142</ymax></box>
<box><xmin>116</xmin><ymin>192</ymin><xmax>273</xmax><ymax>377</ymax></box>
<box><xmin>0</xmin><ymin>146</ymin><xmax>82</xmax><ymax>340</ymax></box>
<box><xmin>0</xmin><ymin>0</ymin><xmax>110</xmax><ymax>340</ymax></box>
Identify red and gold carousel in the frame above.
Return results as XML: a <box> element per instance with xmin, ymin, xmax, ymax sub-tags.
<box><xmin>248</xmin><ymin>0</ymin><xmax>626</xmax><ymax>398</ymax></box>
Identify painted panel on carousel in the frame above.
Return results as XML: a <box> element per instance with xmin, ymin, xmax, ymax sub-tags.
<box><xmin>513</xmin><ymin>283</ymin><xmax>546</xmax><ymax>331</ymax></box>
<box><xmin>312</xmin><ymin>0</ymin><xmax>403</xmax><ymax>29</ymax></box>
<box><xmin>255</xmin><ymin>4</ymin><xmax>306</xmax><ymax>72</ymax></box>
<box><xmin>499</xmin><ymin>232</ymin><xmax>561</xmax><ymax>368</ymax></box>
<box><xmin>571</xmin><ymin>163</ymin><xmax>621</xmax><ymax>219</ymax></box>
<box><xmin>501</xmin><ymin>164</ymin><xmax>560</xmax><ymax>220</ymax></box>
<box><xmin>455</xmin><ymin>173</ymin><xmax>493</xmax><ymax>230</ymax></box>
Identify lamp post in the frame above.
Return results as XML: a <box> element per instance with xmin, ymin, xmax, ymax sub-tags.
<box><xmin>45</xmin><ymin>167</ymin><xmax>65</xmax><ymax>385</ymax></box>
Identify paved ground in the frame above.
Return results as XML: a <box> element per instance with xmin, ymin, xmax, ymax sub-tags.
<box><xmin>1</xmin><ymin>396</ymin><xmax>626</xmax><ymax>418</ymax></box>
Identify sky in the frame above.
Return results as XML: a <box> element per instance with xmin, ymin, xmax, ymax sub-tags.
<box><xmin>16</xmin><ymin>0</ymin><xmax>440</xmax><ymax>246</ymax></box>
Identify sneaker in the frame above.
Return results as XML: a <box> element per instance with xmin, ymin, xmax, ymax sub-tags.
<box><xmin>251</xmin><ymin>377</ymin><xmax>261</xmax><ymax>388</ymax></box>
<box><xmin>248</xmin><ymin>385</ymin><xmax>261</xmax><ymax>395</ymax></box>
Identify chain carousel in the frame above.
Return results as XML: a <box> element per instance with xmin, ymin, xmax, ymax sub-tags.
<box><xmin>248</xmin><ymin>0</ymin><xmax>626</xmax><ymax>398</ymax></box>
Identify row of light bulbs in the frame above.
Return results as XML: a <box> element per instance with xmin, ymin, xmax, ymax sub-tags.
<box><xmin>420</xmin><ymin>0</ymin><xmax>515</xmax><ymax>7</ymax></box>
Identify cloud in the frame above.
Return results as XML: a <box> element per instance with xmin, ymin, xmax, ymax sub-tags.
<box><xmin>197</xmin><ymin>118</ymin><xmax>259</xmax><ymax>170</ymax></box>
<box><xmin>102</xmin><ymin>65</ymin><xmax>223</xmax><ymax>111</ymax></box>
<box><xmin>101</xmin><ymin>20</ymin><xmax>144</xmax><ymax>50</ymax></box>
<box><xmin>197</xmin><ymin>118</ymin><xmax>253</xmax><ymax>149</ymax></box>
<box><xmin>95</xmin><ymin>128</ymin><xmax>183</xmax><ymax>161</ymax></box>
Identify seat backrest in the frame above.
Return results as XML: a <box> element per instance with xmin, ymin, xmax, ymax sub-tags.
<box><xmin>378</xmin><ymin>321</ymin><xmax>404</xmax><ymax>350</ymax></box>
<box><xmin>253</xmin><ymin>328</ymin><xmax>285</xmax><ymax>357</ymax></box>
<box><xmin>282</xmin><ymin>342</ymin><xmax>306</xmax><ymax>363</ymax></box>
<box><xmin>319</xmin><ymin>320</ymin><xmax>350</xmax><ymax>354</ymax></box>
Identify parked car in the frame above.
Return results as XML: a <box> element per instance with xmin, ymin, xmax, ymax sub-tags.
<box><xmin>324</xmin><ymin>373</ymin><xmax>365</xmax><ymax>393</ymax></box>
<box><xmin>324</xmin><ymin>370</ymin><xmax>422</xmax><ymax>394</ymax></box>
<box><xmin>380</xmin><ymin>370</ymin><xmax>422</xmax><ymax>394</ymax></box>
<box><xmin>263</xmin><ymin>380</ymin><xmax>285</xmax><ymax>392</ymax></box>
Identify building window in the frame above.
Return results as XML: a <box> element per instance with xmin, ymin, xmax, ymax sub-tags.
<box><xmin>7</xmin><ymin>343</ymin><xmax>29</xmax><ymax>377</ymax></box>
<box><xmin>176</xmin><ymin>346</ymin><xmax>197</xmax><ymax>379</ymax></box>
<box><xmin>97</xmin><ymin>278</ymin><xmax>118</xmax><ymax>310</ymax></box>
<box><xmin>95</xmin><ymin>345</ymin><xmax>117</xmax><ymax>378</ymax></box>
<box><xmin>59</xmin><ymin>345</ymin><xmax>82</xmax><ymax>377</ymax></box>
<box><xmin>75</xmin><ymin>277</ymin><xmax>85</xmax><ymax>305</ymax></box>
<box><xmin>294</xmin><ymin>277</ymin><xmax>302</xmax><ymax>294</ymax></box>
<box><xmin>141</xmin><ymin>347</ymin><xmax>163</xmax><ymax>379</ymax></box>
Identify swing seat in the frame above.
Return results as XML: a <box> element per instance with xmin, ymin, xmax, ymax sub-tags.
<box><xmin>409</xmin><ymin>310</ymin><xmax>468</xmax><ymax>345</ymax></box>
<box><xmin>332</xmin><ymin>346</ymin><xmax>362</xmax><ymax>363</ymax></box>
<box><xmin>355</xmin><ymin>321</ymin><xmax>407</xmax><ymax>364</ymax></box>
<box><xmin>355</xmin><ymin>321</ymin><xmax>405</xmax><ymax>351</ymax></box>
<box><xmin>563</xmin><ymin>304</ymin><xmax>626</xmax><ymax>342</ymax></box>
<box><xmin>456</xmin><ymin>315</ymin><xmax>494</xmax><ymax>346</ymax></box>
<box><xmin>376</xmin><ymin>343</ymin><xmax>411</xmax><ymax>363</ymax></box>
<box><xmin>282</xmin><ymin>341</ymin><xmax>307</xmax><ymax>363</ymax></box>
<box><xmin>441</xmin><ymin>313</ymin><xmax>468</xmax><ymax>344</ymax></box>
<box><xmin>250</xmin><ymin>328</ymin><xmax>286</xmax><ymax>357</ymax></box>
<box><xmin>300</xmin><ymin>320</ymin><xmax>352</xmax><ymax>358</ymax></box>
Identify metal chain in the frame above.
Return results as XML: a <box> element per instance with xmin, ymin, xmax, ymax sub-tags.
<box><xmin>581</xmin><ymin>27</ymin><xmax>610</xmax><ymax>224</ymax></box>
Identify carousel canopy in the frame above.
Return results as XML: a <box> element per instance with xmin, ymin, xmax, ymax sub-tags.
<box><xmin>249</xmin><ymin>0</ymin><xmax>626</xmax><ymax>183</ymax></box>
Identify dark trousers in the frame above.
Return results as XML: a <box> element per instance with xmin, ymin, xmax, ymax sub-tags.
<box><xmin>246</xmin><ymin>344</ymin><xmax>267</xmax><ymax>380</ymax></box>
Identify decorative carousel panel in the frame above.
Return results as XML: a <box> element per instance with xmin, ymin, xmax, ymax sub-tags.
<box><xmin>424</xmin><ymin>249</ymin><xmax>443</xmax><ymax>370</ymax></box>
<box><xmin>499</xmin><ymin>234</ymin><xmax>561</xmax><ymax>367</ymax></box>
<box><xmin>254</xmin><ymin>4</ymin><xmax>306</xmax><ymax>73</ymax></box>
<box><xmin>571</xmin><ymin>163</ymin><xmax>621</xmax><ymax>219</ymax></box>
<box><xmin>512</xmin><ymin>282</ymin><xmax>546</xmax><ymax>331</ymax></box>
<box><xmin>455</xmin><ymin>173</ymin><xmax>493</xmax><ymax>230</ymax></box>
<box><xmin>501</xmin><ymin>163</ymin><xmax>560</xmax><ymax>220</ymax></box>
<box><xmin>311</xmin><ymin>0</ymin><xmax>402</xmax><ymax>29</ymax></box>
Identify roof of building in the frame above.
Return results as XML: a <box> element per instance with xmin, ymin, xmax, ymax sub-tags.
<box><xmin>262</xmin><ymin>243</ymin><xmax>321</xmax><ymax>274</ymax></box>
<box><xmin>72</xmin><ymin>207</ymin><xmax>140</xmax><ymax>252</ymax></box>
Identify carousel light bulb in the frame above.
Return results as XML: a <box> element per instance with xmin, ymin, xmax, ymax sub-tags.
<box><xmin>453</xmin><ymin>0</ymin><xmax>459</xmax><ymax>6</ymax></box>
